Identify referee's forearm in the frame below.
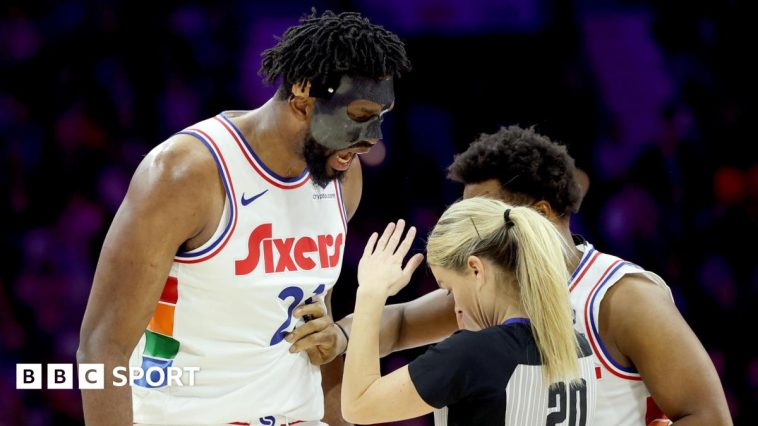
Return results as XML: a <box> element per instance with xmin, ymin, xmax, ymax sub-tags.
<box><xmin>341</xmin><ymin>290</ymin><xmax>386</xmax><ymax>413</ymax></box>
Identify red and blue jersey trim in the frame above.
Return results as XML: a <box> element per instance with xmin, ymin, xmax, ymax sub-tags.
<box><xmin>584</xmin><ymin>258</ymin><xmax>642</xmax><ymax>380</ymax></box>
<box><xmin>215</xmin><ymin>113</ymin><xmax>310</xmax><ymax>190</ymax></box>
<box><xmin>174</xmin><ymin>128</ymin><xmax>238</xmax><ymax>263</ymax></box>
<box><xmin>334</xmin><ymin>180</ymin><xmax>348</xmax><ymax>233</ymax></box>
<box><xmin>569</xmin><ymin>247</ymin><xmax>599</xmax><ymax>292</ymax></box>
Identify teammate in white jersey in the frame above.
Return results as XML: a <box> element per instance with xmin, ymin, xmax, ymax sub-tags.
<box><xmin>447</xmin><ymin>127</ymin><xmax>731</xmax><ymax>425</ymax></box>
<box><xmin>77</xmin><ymin>10</ymin><xmax>410</xmax><ymax>426</ymax></box>
<box><xmin>296</xmin><ymin>126</ymin><xmax>732</xmax><ymax>425</ymax></box>
<box><xmin>340</xmin><ymin>200</ymin><xmax>597</xmax><ymax>425</ymax></box>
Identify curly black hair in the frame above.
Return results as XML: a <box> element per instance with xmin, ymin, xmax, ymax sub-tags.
<box><xmin>259</xmin><ymin>10</ymin><xmax>411</xmax><ymax>99</ymax></box>
<box><xmin>448</xmin><ymin>126</ymin><xmax>582</xmax><ymax>216</ymax></box>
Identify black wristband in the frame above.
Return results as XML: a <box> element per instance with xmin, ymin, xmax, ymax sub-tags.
<box><xmin>334</xmin><ymin>322</ymin><xmax>349</xmax><ymax>354</ymax></box>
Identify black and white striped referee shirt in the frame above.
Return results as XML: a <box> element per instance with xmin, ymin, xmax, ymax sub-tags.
<box><xmin>408</xmin><ymin>318</ymin><xmax>597</xmax><ymax>426</ymax></box>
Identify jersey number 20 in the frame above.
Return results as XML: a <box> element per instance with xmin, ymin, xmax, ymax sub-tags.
<box><xmin>546</xmin><ymin>379</ymin><xmax>587</xmax><ymax>426</ymax></box>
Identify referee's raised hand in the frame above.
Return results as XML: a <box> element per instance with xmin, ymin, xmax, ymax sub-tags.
<box><xmin>357</xmin><ymin>219</ymin><xmax>424</xmax><ymax>299</ymax></box>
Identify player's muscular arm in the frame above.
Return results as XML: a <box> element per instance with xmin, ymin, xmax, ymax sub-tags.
<box><xmin>602</xmin><ymin>276</ymin><xmax>733</xmax><ymax>426</ymax></box>
<box><xmin>77</xmin><ymin>135</ymin><xmax>222</xmax><ymax>426</ymax></box>
<box><xmin>336</xmin><ymin>289</ymin><xmax>457</xmax><ymax>356</ymax></box>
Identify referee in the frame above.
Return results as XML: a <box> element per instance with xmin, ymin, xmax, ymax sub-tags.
<box><xmin>340</xmin><ymin>198</ymin><xmax>597</xmax><ymax>425</ymax></box>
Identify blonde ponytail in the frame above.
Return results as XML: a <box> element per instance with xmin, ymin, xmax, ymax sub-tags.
<box><xmin>427</xmin><ymin>197</ymin><xmax>580</xmax><ymax>385</ymax></box>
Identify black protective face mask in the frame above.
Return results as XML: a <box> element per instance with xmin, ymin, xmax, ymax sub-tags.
<box><xmin>309</xmin><ymin>75</ymin><xmax>395</xmax><ymax>151</ymax></box>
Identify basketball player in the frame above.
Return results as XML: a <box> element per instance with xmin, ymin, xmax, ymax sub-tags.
<box><xmin>77</xmin><ymin>11</ymin><xmax>410</xmax><ymax>425</ymax></box>
<box><xmin>340</xmin><ymin>202</ymin><xmax>597</xmax><ymax>425</ymax></box>
<box><xmin>445</xmin><ymin>127</ymin><xmax>732</xmax><ymax>425</ymax></box>
<box><xmin>290</xmin><ymin>126</ymin><xmax>732</xmax><ymax>425</ymax></box>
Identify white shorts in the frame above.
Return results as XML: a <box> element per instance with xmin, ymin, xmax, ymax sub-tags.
<box><xmin>136</xmin><ymin>423</ymin><xmax>326</xmax><ymax>426</ymax></box>
<box><xmin>136</xmin><ymin>420</ymin><xmax>327</xmax><ymax>426</ymax></box>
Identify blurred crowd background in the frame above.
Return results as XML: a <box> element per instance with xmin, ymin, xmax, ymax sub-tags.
<box><xmin>1</xmin><ymin>0</ymin><xmax>755</xmax><ymax>424</ymax></box>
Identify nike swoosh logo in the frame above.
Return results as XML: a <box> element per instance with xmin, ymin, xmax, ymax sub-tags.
<box><xmin>240</xmin><ymin>189</ymin><xmax>268</xmax><ymax>206</ymax></box>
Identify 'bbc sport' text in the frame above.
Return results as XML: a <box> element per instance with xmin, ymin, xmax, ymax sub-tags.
<box><xmin>16</xmin><ymin>363</ymin><xmax>200</xmax><ymax>389</ymax></box>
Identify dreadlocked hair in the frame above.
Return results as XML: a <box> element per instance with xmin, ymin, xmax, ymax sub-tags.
<box><xmin>260</xmin><ymin>9</ymin><xmax>411</xmax><ymax>99</ymax></box>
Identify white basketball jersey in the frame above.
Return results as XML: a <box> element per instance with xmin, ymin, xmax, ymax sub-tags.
<box><xmin>129</xmin><ymin>112</ymin><xmax>347</xmax><ymax>425</ymax></box>
<box><xmin>568</xmin><ymin>241</ymin><xmax>672</xmax><ymax>426</ymax></box>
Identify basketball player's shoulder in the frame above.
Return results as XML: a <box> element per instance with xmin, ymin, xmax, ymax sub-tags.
<box><xmin>605</xmin><ymin>273</ymin><xmax>670</xmax><ymax>307</ymax></box>
<box><xmin>127</xmin><ymin>133</ymin><xmax>221</xmax><ymax>224</ymax></box>
<box><xmin>140</xmin><ymin>133</ymin><xmax>220</xmax><ymax>190</ymax></box>
<box><xmin>602</xmin><ymin>273</ymin><xmax>675</xmax><ymax>336</ymax></box>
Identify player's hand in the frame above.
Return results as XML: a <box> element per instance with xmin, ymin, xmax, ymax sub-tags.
<box><xmin>357</xmin><ymin>219</ymin><xmax>424</xmax><ymax>299</ymax></box>
<box><xmin>286</xmin><ymin>302</ymin><xmax>347</xmax><ymax>365</ymax></box>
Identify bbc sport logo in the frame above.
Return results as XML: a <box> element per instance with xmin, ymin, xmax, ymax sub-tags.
<box><xmin>16</xmin><ymin>364</ymin><xmax>200</xmax><ymax>389</ymax></box>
